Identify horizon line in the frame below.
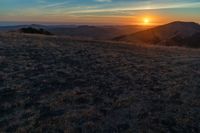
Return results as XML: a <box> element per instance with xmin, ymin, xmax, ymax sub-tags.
<box><xmin>0</xmin><ymin>20</ymin><xmax>199</xmax><ymax>27</ymax></box>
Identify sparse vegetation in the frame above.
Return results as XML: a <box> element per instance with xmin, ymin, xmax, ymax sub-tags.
<box><xmin>0</xmin><ymin>33</ymin><xmax>200</xmax><ymax>132</ymax></box>
<box><xmin>19</xmin><ymin>27</ymin><xmax>53</xmax><ymax>35</ymax></box>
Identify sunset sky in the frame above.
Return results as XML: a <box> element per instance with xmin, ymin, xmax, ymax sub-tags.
<box><xmin>0</xmin><ymin>0</ymin><xmax>200</xmax><ymax>25</ymax></box>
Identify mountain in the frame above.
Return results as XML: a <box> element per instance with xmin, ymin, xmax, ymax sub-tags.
<box><xmin>114</xmin><ymin>21</ymin><xmax>200</xmax><ymax>47</ymax></box>
<box><xmin>48</xmin><ymin>25</ymin><xmax>151</xmax><ymax>40</ymax></box>
<box><xmin>0</xmin><ymin>24</ymin><xmax>151</xmax><ymax>40</ymax></box>
<box><xmin>0</xmin><ymin>24</ymin><xmax>48</xmax><ymax>31</ymax></box>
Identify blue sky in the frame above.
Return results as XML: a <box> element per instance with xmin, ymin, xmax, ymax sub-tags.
<box><xmin>0</xmin><ymin>0</ymin><xmax>200</xmax><ymax>25</ymax></box>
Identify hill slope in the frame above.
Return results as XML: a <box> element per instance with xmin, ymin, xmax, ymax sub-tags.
<box><xmin>0</xmin><ymin>24</ymin><xmax>151</xmax><ymax>40</ymax></box>
<box><xmin>0</xmin><ymin>33</ymin><xmax>200</xmax><ymax>132</ymax></box>
<box><xmin>115</xmin><ymin>21</ymin><xmax>200</xmax><ymax>47</ymax></box>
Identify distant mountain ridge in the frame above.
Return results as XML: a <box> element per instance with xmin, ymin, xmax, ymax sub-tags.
<box><xmin>114</xmin><ymin>21</ymin><xmax>200</xmax><ymax>47</ymax></box>
<box><xmin>0</xmin><ymin>24</ymin><xmax>151</xmax><ymax>40</ymax></box>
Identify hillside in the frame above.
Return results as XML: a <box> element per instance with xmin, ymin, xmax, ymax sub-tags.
<box><xmin>0</xmin><ymin>24</ymin><xmax>151</xmax><ymax>40</ymax></box>
<box><xmin>48</xmin><ymin>25</ymin><xmax>151</xmax><ymax>40</ymax></box>
<box><xmin>0</xmin><ymin>33</ymin><xmax>200</xmax><ymax>132</ymax></box>
<box><xmin>115</xmin><ymin>21</ymin><xmax>200</xmax><ymax>47</ymax></box>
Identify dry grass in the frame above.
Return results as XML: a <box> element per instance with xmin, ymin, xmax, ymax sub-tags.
<box><xmin>0</xmin><ymin>33</ymin><xmax>200</xmax><ymax>133</ymax></box>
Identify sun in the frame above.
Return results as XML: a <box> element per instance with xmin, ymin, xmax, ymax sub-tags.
<box><xmin>143</xmin><ymin>18</ymin><xmax>150</xmax><ymax>25</ymax></box>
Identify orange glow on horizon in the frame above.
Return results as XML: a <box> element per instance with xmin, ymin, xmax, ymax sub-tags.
<box><xmin>136</xmin><ymin>15</ymin><xmax>165</xmax><ymax>26</ymax></box>
<box><xmin>143</xmin><ymin>18</ymin><xmax>150</xmax><ymax>25</ymax></box>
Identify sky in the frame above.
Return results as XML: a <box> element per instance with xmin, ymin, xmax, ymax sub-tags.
<box><xmin>0</xmin><ymin>0</ymin><xmax>200</xmax><ymax>25</ymax></box>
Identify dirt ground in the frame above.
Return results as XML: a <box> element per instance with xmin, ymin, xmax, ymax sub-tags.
<box><xmin>0</xmin><ymin>33</ymin><xmax>200</xmax><ymax>133</ymax></box>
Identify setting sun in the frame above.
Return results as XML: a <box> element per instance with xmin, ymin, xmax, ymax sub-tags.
<box><xmin>143</xmin><ymin>18</ymin><xmax>150</xmax><ymax>25</ymax></box>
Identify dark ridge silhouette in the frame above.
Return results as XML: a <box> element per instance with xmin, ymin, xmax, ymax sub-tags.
<box><xmin>114</xmin><ymin>21</ymin><xmax>200</xmax><ymax>48</ymax></box>
<box><xmin>0</xmin><ymin>24</ymin><xmax>152</xmax><ymax>40</ymax></box>
<box><xmin>19</xmin><ymin>27</ymin><xmax>53</xmax><ymax>35</ymax></box>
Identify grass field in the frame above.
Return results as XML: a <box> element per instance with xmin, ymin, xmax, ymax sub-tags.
<box><xmin>0</xmin><ymin>33</ymin><xmax>200</xmax><ymax>132</ymax></box>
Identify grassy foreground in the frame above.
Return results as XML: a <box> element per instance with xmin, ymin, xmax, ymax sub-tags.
<box><xmin>0</xmin><ymin>33</ymin><xmax>200</xmax><ymax>132</ymax></box>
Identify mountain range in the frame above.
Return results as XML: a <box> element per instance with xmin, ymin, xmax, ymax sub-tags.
<box><xmin>1</xmin><ymin>21</ymin><xmax>200</xmax><ymax>47</ymax></box>
<box><xmin>0</xmin><ymin>24</ymin><xmax>151</xmax><ymax>40</ymax></box>
<box><xmin>114</xmin><ymin>21</ymin><xmax>200</xmax><ymax>47</ymax></box>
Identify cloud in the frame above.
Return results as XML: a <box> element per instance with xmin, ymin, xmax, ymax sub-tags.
<box><xmin>67</xmin><ymin>1</ymin><xmax>200</xmax><ymax>15</ymax></box>
<box><xmin>95</xmin><ymin>0</ymin><xmax>112</xmax><ymax>2</ymax></box>
<box><xmin>42</xmin><ymin>1</ymin><xmax>70</xmax><ymax>8</ymax></box>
